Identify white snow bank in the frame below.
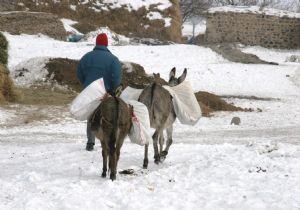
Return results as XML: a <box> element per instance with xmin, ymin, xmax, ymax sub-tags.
<box><xmin>209</xmin><ymin>6</ymin><xmax>300</xmax><ymax>18</ymax></box>
<box><xmin>60</xmin><ymin>18</ymin><xmax>82</xmax><ymax>35</ymax></box>
<box><xmin>10</xmin><ymin>57</ymin><xmax>50</xmax><ymax>87</ymax></box>
<box><xmin>81</xmin><ymin>27</ymin><xmax>130</xmax><ymax>46</ymax></box>
<box><xmin>182</xmin><ymin>19</ymin><xmax>207</xmax><ymax>37</ymax></box>
<box><xmin>146</xmin><ymin>12</ymin><xmax>172</xmax><ymax>27</ymax></box>
<box><xmin>290</xmin><ymin>67</ymin><xmax>300</xmax><ymax>88</ymax></box>
<box><xmin>4</xmin><ymin>33</ymin><xmax>88</xmax><ymax>69</ymax></box>
<box><xmin>0</xmin><ymin>140</ymin><xmax>299</xmax><ymax>210</ymax></box>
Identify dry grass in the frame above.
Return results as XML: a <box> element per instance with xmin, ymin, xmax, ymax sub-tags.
<box><xmin>72</xmin><ymin>22</ymin><xmax>98</xmax><ymax>34</ymax></box>
<box><xmin>0</xmin><ymin>64</ymin><xmax>19</xmax><ymax>103</ymax></box>
<box><xmin>16</xmin><ymin>86</ymin><xmax>76</xmax><ymax>106</ymax></box>
<box><xmin>195</xmin><ymin>91</ymin><xmax>251</xmax><ymax>117</ymax></box>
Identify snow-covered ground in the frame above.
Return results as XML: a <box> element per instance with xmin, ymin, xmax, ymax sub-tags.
<box><xmin>1</xmin><ymin>32</ymin><xmax>300</xmax><ymax>210</ymax></box>
<box><xmin>182</xmin><ymin>19</ymin><xmax>207</xmax><ymax>37</ymax></box>
<box><xmin>209</xmin><ymin>6</ymin><xmax>300</xmax><ymax>18</ymax></box>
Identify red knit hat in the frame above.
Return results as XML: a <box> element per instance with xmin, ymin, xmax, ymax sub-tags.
<box><xmin>96</xmin><ymin>33</ymin><xmax>108</xmax><ymax>46</ymax></box>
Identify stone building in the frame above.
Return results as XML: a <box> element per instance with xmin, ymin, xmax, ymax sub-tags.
<box><xmin>205</xmin><ymin>6</ymin><xmax>300</xmax><ymax>49</ymax></box>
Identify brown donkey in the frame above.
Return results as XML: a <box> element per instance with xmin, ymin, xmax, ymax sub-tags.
<box><xmin>138</xmin><ymin>67</ymin><xmax>187</xmax><ymax>168</ymax></box>
<box><xmin>90</xmin><ymin>97</ymin><xmax>132</xmax><ymax>180</ymax></box>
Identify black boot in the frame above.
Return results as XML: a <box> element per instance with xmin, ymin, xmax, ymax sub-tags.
<box><xmin>86</xmin><ymin>143</ymin><xmax>94</xmax><ymax>151</ymax></box>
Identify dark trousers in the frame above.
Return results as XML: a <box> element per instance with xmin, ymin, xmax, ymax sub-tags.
<box><xmin>87</xmin><ymin>118</ymin><xmax>95</xmax><ymax>145</ymax></box>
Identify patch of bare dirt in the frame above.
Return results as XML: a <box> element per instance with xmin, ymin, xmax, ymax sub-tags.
<box><xmin>209</xmin><ymin>43</ymin><xmax>278</xmax><ymax>65</ymax></box>
<box><xmin>221</xmin><ymin>95</ymin><xmax>279</xmax><ymax>101</ymax></box>
<box><xmin>45</xmin><ymin>58</ymin><xmax>81</xmax><ymax>92</ymax></box>
<box><xmin>0</xmin><ymin>104</ymin><xmax>71</xmax><ymax>127</ymax></box>
<box><xmin>0</xmin><ymin>11</ymin><xmax>66</xmax><ymax>40</ymax></box>
<box><xmin>16</xmin><ymin>86</ymin><xmax>76</xmax><ymax>106</ymax></box>
<box><xmin>195</xmin><ymin>91</ymin><xmax>253</xmax><ymax>117</ymax></box>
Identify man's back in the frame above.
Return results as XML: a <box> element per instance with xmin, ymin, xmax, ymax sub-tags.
<box><xmin>77</xmin><ymin>45</ymin><xmax>121</xmax><ymax>92</ymax></box>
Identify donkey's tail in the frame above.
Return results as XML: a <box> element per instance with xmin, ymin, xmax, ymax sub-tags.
<box><xmin>150</xmin><ymin>83</ymin><xmax>156</xmax><ymax>120</ymax></box>
<box><xmin>109</xmin><ymin>97</ymin><xmax>120</xmax><ymax>155</ymax></box>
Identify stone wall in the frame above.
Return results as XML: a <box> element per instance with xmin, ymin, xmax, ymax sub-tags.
<box><xmin>206</xmin><ymin>12</ymin><xmax>300</xmax><ymax>49</ymax></box>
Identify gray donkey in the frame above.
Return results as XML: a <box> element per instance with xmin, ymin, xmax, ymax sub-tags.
<box><xmin>138</xmin><ymin>67</ymin><xmax>187</xmax><ymax>168</ymax></box>
<box><xmin>90</xmin><ymin>97</ymin><xmax>132</xmax><ymax>180</ymax></box>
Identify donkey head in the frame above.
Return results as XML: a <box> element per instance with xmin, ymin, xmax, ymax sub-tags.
<box><xmin>168</xmin><ymin>67</ymin><xmax>187</xmax><ymax>87</ymax></box>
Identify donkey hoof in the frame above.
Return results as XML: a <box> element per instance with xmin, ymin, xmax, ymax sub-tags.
<box><xmin>143</xmin><ymin>159</ymin><xmax>148</xmax><ymax>169</ymax></box>
<box><xmin>110</xmin><ymin>174</ymin><xmax>116</xmax><ymax>181</ymax></box>
<box><xmin>154</xmin><ymin>159</ymin><xmax>160</xmax><ymax>165</ymax></box>
<box><xmin>160</xmin><ymin>156</ymin><xmax>166</xmax><ymax>162</ymax></box>
<box><xmin>101</xmin><ymin>172</ymin><xmax>106</xmax><ymax>178</ymax></box>
<box><xmin>86</xmin><ymin>143</ymin><xmax>94</xmax><ymax>151</ymax></box>
<box><xmin>161</xmin><ymin>151</ymin><xmax>168</xmax><ymax>157</ymax></box>
<box><xmin>160</xmin><ymin>151</ymin><xmax>168</xmax><ymax>161</ymax></box>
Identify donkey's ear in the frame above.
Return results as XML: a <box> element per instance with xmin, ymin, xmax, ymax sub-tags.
<box><xmin>153</xmin><ymin>73</ymin><xmax>160</xmax><ymax>79</ymax></box>
<box><xmin>169</xmin><ymin>67</ymin><xmax>176</xmax><ymax>79</ymax></box>
<box><xmin>178</xmin><ymin>68</ymin><xmax>187</xmax><ymax>83</ymax></box>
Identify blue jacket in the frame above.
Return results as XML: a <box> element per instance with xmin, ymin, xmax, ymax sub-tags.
<box><xmin>77</xmin><ymin>45</ymin><xmax>122</xmax><ymax>93</ymax></box>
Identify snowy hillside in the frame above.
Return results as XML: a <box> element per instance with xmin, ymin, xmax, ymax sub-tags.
<box><xmin>1</xmin><ymin>31</ymin><xmax>300</xmax><ymax>210</ymax></box>
<box><xmin>68</xmin><ymin>0</ymin><xmax>173</xmax><ymax>25</ymax></box>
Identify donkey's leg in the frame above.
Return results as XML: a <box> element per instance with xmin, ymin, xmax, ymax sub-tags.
<box><xmin>143</xmin><ymin>143</ymin><xmax>149</xmax><ymax>169</ymax></box>
<box><xmin>86</xmin><ymin>119</ymin><xmax>95</xmax><ymax>151</ymax></box>
<box><xmin>100</xmin><ymin>141</ymin><xmax>108</xmax><ymax>178</ymax></box>
<box><xmin>115</xmin><ymin>128</ymin><xmax>126</xmax><ymax>169</ymax></box>
<box><xmin>159</xmin><ymin>130</ymin><xmax>164</xmax><ymax>154</ymax></box>
<box><xmin>108</xmin><ymin>143</ymin><xmax>117</xmax><ymax>181</ymax></box>
<box><xmin>152</xmin><ymin>130</ymin><xmax>160</xmax><ymax>164</ymax></box>
<box><xmin>161</xmin><ymin>125</ymin><xmax>173</xmax><ymax>159</ymax></box>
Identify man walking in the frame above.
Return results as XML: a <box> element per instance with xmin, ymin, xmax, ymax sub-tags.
<box><xmin>77</xmin><ymin>33</ymin><xmax>122</xmax><ymax>151</ymax></box>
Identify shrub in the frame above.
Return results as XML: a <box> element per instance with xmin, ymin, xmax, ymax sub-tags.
<box><xmin>0</xmin><ymin>48</ymin><xmax>8</xmax><ymax>65</ymax></box>
<box><xmin>0</xmin><ymin>32</ymin><xmax>8</xmax><ymax>65</ymax></box>
<box><xmin>0</xmin><ymin>64</ymin><xmax>19</xmax><ymax>103</ymax></box>
<box><xmin>0</xmin><ymin>32</ymin><xmax>8</xmax><ymax>50</ymax></box>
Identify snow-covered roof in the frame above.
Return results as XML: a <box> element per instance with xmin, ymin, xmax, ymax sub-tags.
<box><xmin>101</xmin><ymin>0</ymin><xmax>172</xmax><ymax>11</ymax></box>
<box><xmin>208</xmin><ymin>6</ymin><xmax>300</xmax><ymax>19</ymax></box>
<box><xmin>67</xmin><ymin>0</ymin><xmax>172</xmax><ymax>12</ymax></box>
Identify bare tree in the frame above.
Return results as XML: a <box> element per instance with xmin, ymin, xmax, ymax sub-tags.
<box><xmin>180</xmin><ymin>0</ymin><xmax>211</xmax><ymax>23</ymax></box>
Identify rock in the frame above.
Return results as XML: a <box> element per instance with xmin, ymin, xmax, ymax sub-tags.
<box><xmin>230</xmin><ymin>116</ymin><xmax>241</xmax><ymax>125</ymax></box>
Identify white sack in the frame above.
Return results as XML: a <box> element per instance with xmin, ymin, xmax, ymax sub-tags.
<box><xmin>70</xmin><ymin>79</ymin><xmax>106</xmax><ymax>121</ymax></box>
<box><xmin>120</xmin><ymin>86</ymin><xmax>143</xmax><ymax>101</ymax></box>
<box><xmin>126</xmin><ymin>100</ymin><xmax>152</xmax><ymax>146</ymax></box>
<box><xmin>163</xmin><ymin>81</ymin><xmax>202</xmax><ymax>125</ymax></box>
<box><xmin>121</xmin><ymin>88</ymin><xmax>151</xmax><ymax>145</ymax></box>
